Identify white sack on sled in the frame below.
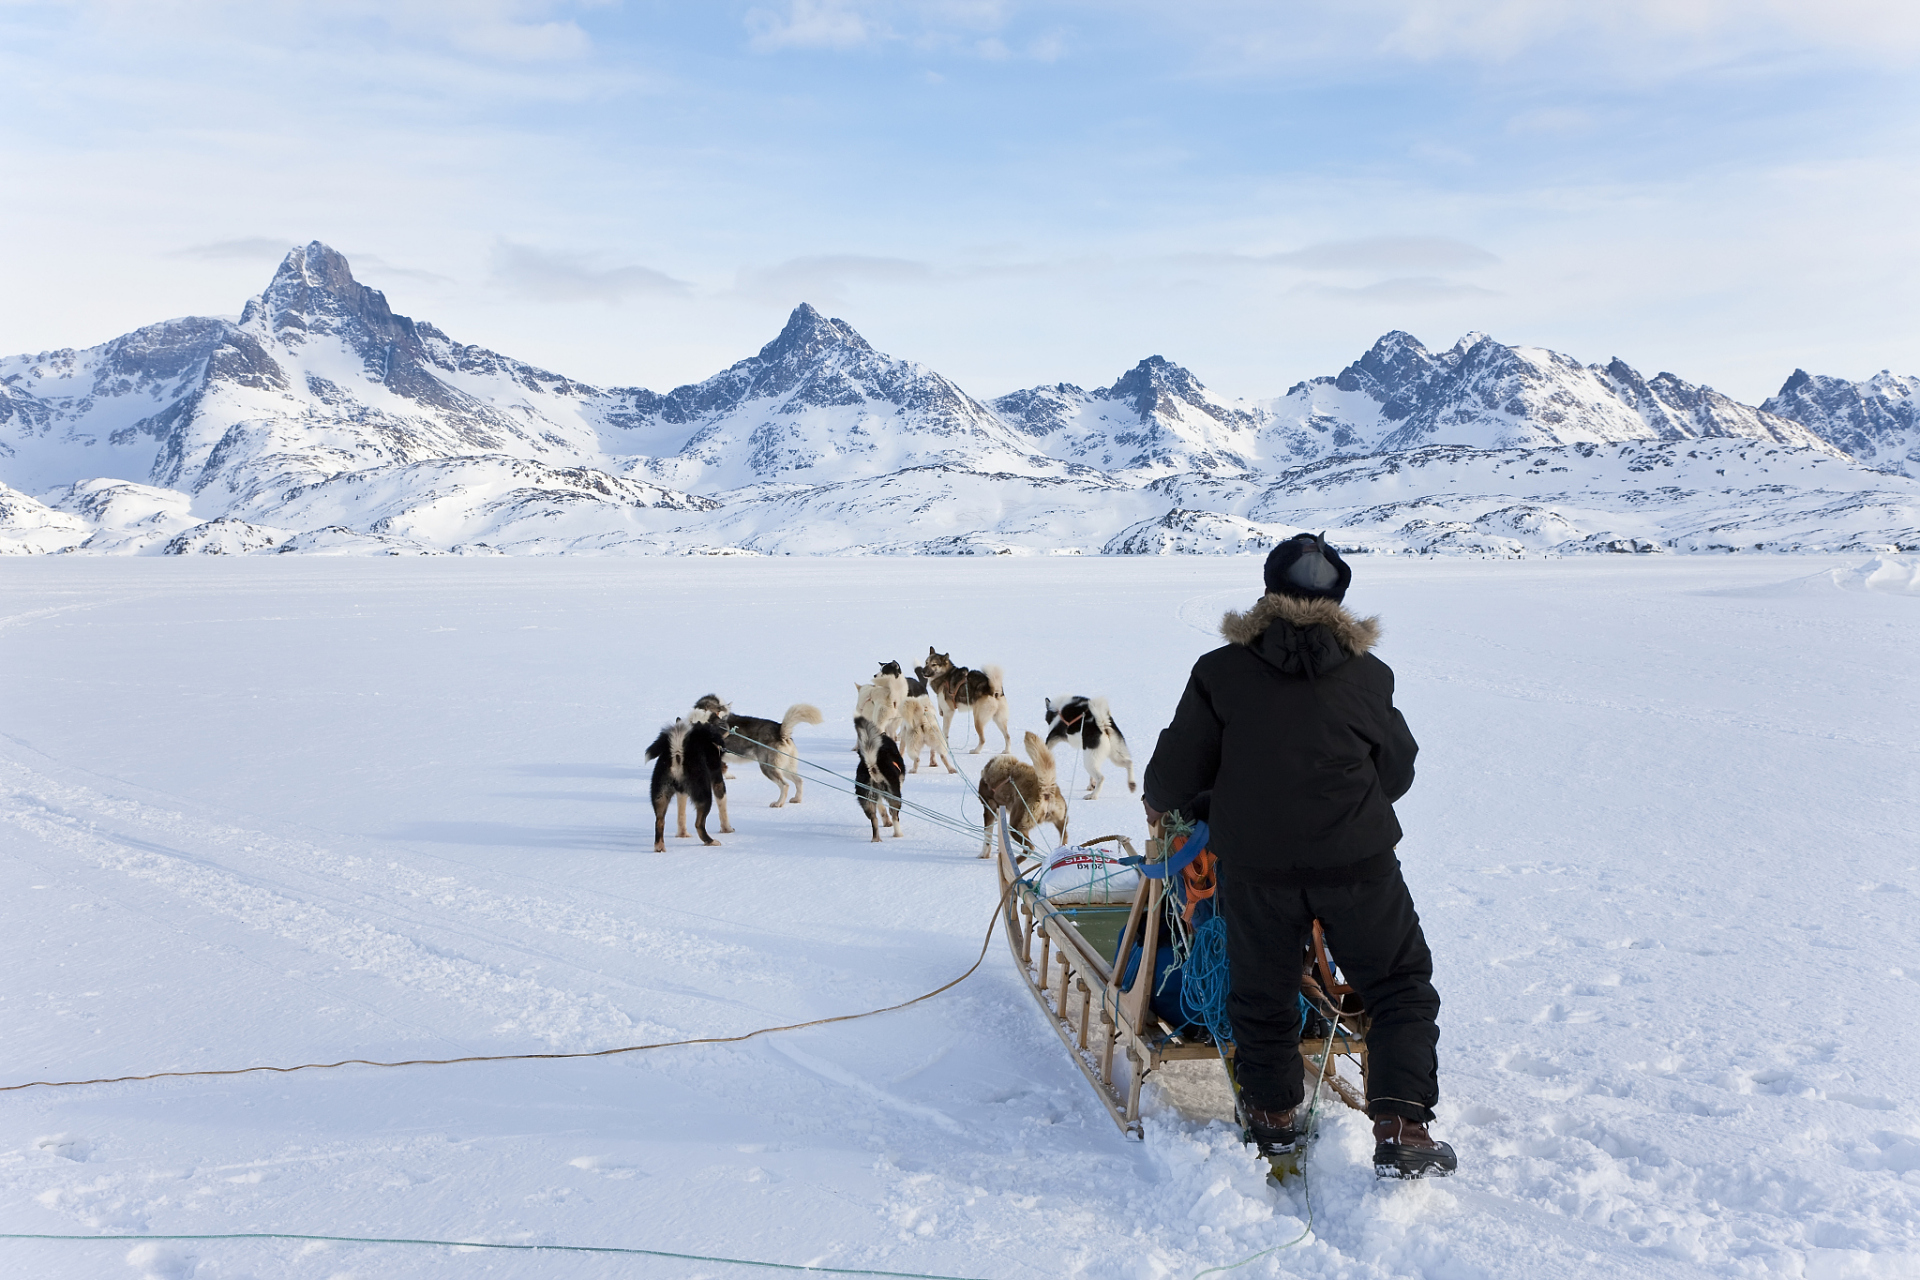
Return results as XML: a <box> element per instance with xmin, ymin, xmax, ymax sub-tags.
<box><xmin>1038</xmin><ymin>846</ymin><xmax>1141</xmax><ymax>905</ymax></box>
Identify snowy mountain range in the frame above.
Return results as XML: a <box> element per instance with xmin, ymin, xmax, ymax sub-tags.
<box><xmin>2</xmin><ymin>241</ymin><xmax>1914</xmax><ymax>555</ymax></box>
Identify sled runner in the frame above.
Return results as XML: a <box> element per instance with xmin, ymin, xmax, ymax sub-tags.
<box><xmin>995</xmin><ymin>810</ymin><xmax>1371</xmax><ymax>1137</ymax></box>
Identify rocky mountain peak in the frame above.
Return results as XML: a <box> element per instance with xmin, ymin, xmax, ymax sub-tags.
<box><xmin>1446</xmin><ymin>332</ymin><xmax>1493</xmax><ymax>363</ymax></box>
<box><xmin>1102</xmin><ymin>356</ymin><xmax>1211</xmax><ymax>420</ymax></box>
<box><xmin>239</xmin><ymin>241</ymin><xmax>419</xmax><ymax>356</ymax></box>
<box><xmin>1334</xmin><ymin>331</ymin><xmax>1447</xmax><ymax>420</ymax></box>
<box><xmin>756</xmin><ymin>303</ymin><xmax>874</xmax><ymax>366</ymax></box>
<box><xmin>1761</xmin><ymin>366</ymin><xmax>1919</xmax><ymax>475</ymax></box>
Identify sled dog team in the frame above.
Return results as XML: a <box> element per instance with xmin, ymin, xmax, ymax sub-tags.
<box><xmin>644</xmin><ymin>648</ymin><xmax>1136</xmax><ymax>854</ymax></box>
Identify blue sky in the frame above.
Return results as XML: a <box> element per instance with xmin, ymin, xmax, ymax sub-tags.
<box><xmin>2</xmin><ymin>1</ymin><xmax>1915</xmax><ymax>402</ymax></box>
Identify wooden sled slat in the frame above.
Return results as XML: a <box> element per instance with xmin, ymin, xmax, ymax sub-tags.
<box><xmin>997</xmin><ymin>810</ymin><xmax>1371</xmax><ymax>1137</ymax></box>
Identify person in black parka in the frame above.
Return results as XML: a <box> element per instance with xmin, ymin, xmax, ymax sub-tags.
<box><xmin>1143</xmin><ymin>533</ymin><xmax>1456</xmax><ymax>1179</ymax></box>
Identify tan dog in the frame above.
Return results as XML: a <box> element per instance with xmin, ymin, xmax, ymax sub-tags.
<box><xmin>853</xmin><ymin>672</ymin><xmax>907</xmax><ymax>739</ymax></box>
<box><xmin>899</xmin><ymin>695</ymin><xmax>955</xmax><ymax>774</ymax></box>
<box><xmin>976</xmin><ymin>731</ymin><xmax>1067</xmax><ymax>859</ymax></box>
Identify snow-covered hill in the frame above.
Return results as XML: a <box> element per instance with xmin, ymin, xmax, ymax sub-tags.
<box><xmin>2</xmin><ymin>242</ymin><xmax>1914</xmax><ymax>555</ymax></box>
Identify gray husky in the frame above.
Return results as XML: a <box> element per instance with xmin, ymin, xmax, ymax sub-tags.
<box><xmin>690</xmin><ymin>695</ymin><xmax>824</xmax><ymax>806</ymax></box>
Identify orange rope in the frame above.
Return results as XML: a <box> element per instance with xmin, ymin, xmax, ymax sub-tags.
<box><xmin>1173</xmin><ymin>835</ymin><xmax>1218</xmax><ymax>924</ymax></box>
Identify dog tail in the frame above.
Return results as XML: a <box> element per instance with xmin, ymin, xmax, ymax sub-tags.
<box><xmin>647</xmin><ymin>719</ymin><xmax>689</xmax><ymax>763</ymax></box>
<box><xmin>1022</xmin><ymin>730</ymin><xmax>1056</xmax><ymax>780</ymax></box>
<box><xmin>853</xmin><ymin>715</ymin><xmax>883</xmax><ymax>772</ymax></box>
<box><xmin>782</xmin><ymin>703</ymin><xmax>824</xmax><ymax>736</ymax></box>
<box><xmin>984</xmin><ymin>665</ymin><xmax>1006</xmax><ymax>698</ymax></box>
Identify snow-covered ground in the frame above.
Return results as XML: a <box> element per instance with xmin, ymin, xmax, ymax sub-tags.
<box><xmin>1</xmin><ymin>556</ymin><xmax>1916</xmax><ymax>1279</ymax></box>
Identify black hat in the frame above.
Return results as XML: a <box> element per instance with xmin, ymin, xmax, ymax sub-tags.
<box><xmin>1263</xmin><ymin>532</ymin><xmax>1351</xmax><ymax>602</ymax></box>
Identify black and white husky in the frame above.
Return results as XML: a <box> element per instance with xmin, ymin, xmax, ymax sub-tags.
<box><xmin>645</xmin><ymin>718</ymin><xmax>729</xmax><ymax>852</ymax></box>
<box><xmin>1044</xmin><ymin>695</ymin><xmax>1136</xmax><ymax>800</ymax></box>
<box><xmin>852</xmin><ymin>715</ymin><xmax>905</xmax><ymax>842</ymax></box>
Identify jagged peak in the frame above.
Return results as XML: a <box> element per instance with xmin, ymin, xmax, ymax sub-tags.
<box><xmin>240</xmin><ymin>240</ymin><xmax>409</xmax><ymax>343</ymax></box>
<box><xmin>1446</xmin><ymin>331</ymin><xmax>1494</xmax><ymax>362</ymax></box>
<box><xmin>756</xmin><ymin>303</ymin><xmax>874</xmax><ymax>364</ymax></box>
<box><xmin>274</xmin><ymin>241</ymin><xmax>353</xmax><ymax>290</ymax></box>
<box><xmin>1102</xmin><ymin>356</ymin><xmax>1209</xmax><ymax>415</ymax></box>
<box><xmin>1367</xmin><ymin>330</ymin><xmax>1430</xmax><ymax>356</ymax></box>
<box><xmin>1335</xmin><ymin>330</ymin><xmax>1447</xmax><ymax>408</ymax></box>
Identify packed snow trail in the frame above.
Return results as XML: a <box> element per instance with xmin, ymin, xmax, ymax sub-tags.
<box><xmin>1</xmin><ymin>557</ymin><xmax>1916</xmax><ymax>1279</ymax></box>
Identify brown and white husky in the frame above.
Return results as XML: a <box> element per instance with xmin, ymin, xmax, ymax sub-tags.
<box><xmin>922</xmin><ymin>648</ymin><xmax>1011</xmax><ymax>755</ymax></box>
<box><xmin>976</xmin><ymin>731</ymin><xmax>1067</xmax><ymax>859</ymax></box>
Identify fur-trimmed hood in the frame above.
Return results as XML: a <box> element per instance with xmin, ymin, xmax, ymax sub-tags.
<box><xmin>1220</xmin><ymin>593</ymin><xmax>1381</xmax><ymax>678</ymax></box>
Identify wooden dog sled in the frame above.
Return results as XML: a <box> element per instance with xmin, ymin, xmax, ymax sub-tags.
<box><xmin>994</xmin><ymin>810</ymin><xmax>1370</xmax><ymax>1136</ymax></box>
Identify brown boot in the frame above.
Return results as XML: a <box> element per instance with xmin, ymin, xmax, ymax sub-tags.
<box><xmin>1241</xmin><ymin>1103</ymin><xmax>1305</xmax><ymax>1179</ymax></box>
<box><xmin>1371</xmin><ymin>1114</ymin><xmax>1457</xmax><ymax>1179</ymax></box>
<box><xmin>1244</xmin><ymin>1104</ymin><xmax>1302</xmax><ymax>1148</ymax></box>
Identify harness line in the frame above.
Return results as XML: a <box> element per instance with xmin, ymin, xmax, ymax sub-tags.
<box><xmin>8</xmin><ymin>810</ymin><xmax>1332</xmax><ymax>1280</ymax></box>
<box><xmin>721</xmin><ymin>728</ymin><xmax>987</xmax><ymax>841</ymax></box>
<box><xmin>1189</xmin><ymin>1006</ymin><xmax>1348</xmax><ymax>1278</ymax></box>
<box><xmin>0</xmin><ymin>1232</ymin><xmax>989</xmax><ymax>1280</ymax></box>
<box><xmin>0</xmin><ymin>880</ymin><xmax>1018</xmax><ymax>1094</ymax></box>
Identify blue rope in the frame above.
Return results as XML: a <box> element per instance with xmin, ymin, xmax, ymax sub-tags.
<box><xmin>1177</xmin><ymin>915</ymin><xmax>1234</xmax><ymax>1044</ymax></box>
<box><xmin>1169</xmin><ymin>915</ymin><xmax>1316</xmax><ymax>1045</ymax></box>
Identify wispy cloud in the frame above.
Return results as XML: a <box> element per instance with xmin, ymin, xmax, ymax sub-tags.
<box><xmin>349</xmin><ymin>253</ymin><xmax>456</xmax><ymax>287</ymax></box>
<box><xmin>1159</xmin><ymin>0</ymin><xmax>1920</xmax><ymax>77</ymax></box>
<box><xmin>1372</xmin><ymin>0</ymin><xmax>1920</xmax><ymax>64</ymax></box>
<box><xmin>735</xmin><ymin>254</ymin><xmax>932</xmax><ymax>303</ymax></box>
<box><xmin>1263</xmin><ymin>236</ymin><xmax>1500</xmax><ymax>273</ymax></box>
<box><xmin>1167</xmin><ymin>237</ymin><xmax>1499</xmax><ymax>283</ymax></box>
<box><xmin>746</xmin><ymin>1</ymin><xmax>879</xmax><ymax>51</ymax></box>
<box><xmin>1292</xmin><ymin>276</ymin><xmax>1499</xmax><ymax>303</ymax></box>
<box><xmin>491</xmin><ymin>242</ymin><xmax>691</xmax><ymax>302</ymax></box>
<box><xmin>742</xmin><ymin>0</ymin><xmax>1066</xmax><ymax>59</ymax></box>
<box><xmin>171</xmin><ymin>238</ymin><xmax>296</xmax><ymax>261</ymax></box>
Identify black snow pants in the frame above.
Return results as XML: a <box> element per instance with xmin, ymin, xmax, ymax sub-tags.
<box><xmin>1219</xmin><ymin>863</ymin><xmax>1440</xmax><ymax>1122</ymax></box>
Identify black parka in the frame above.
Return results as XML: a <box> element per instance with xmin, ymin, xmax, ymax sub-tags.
<box><xmin>1143</xmin><ymin>593</ymin><xmax>1417</xmax><ymax>883</ymax></box>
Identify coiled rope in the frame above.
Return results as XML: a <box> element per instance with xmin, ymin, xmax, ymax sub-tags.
<box><xmin>1176</xmin><ymin>914</ymin><xmax>1234</xmax><ymax>1045</ymax></box>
